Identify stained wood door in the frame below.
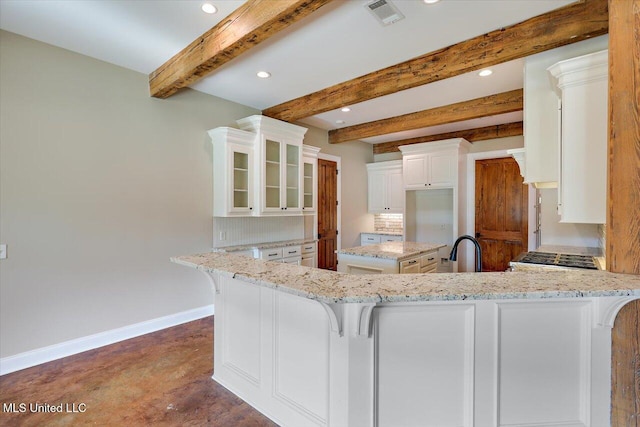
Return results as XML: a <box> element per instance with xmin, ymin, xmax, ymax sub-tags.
<box><xmin>475</xmin><ymin>157</ymin><xmax>528</xmax><ymax>272</ymax></box>
<box><xmin>317</xmin><ymin>159</ymin><xmax>338</xmax><ymax>271</ymax></box>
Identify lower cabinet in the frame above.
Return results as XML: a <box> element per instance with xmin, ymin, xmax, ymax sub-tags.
<box><xmin>253</xmin><ymin>243</ymin><xmax>317</xmax><ymax>267</ymax></box>
<box><xmin>361</xmin><ymin>233</ymin><xmax>403</xmax><ymax>246</ymax></box>
<box><xmin>399</xmin><ymin>250</ymin><xmax>438</xmax><ymax>274</ymax></box>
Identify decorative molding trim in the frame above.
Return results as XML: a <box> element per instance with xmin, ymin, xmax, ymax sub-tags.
<box><xmin>357</xmin><ymin>304</ymin><xmax>377</xmax><ymax>338</ymax></box>
<box><xmin>0</xmin><ymin>304</ymin><xmax>214</xmax><ymax>376</ymax></box>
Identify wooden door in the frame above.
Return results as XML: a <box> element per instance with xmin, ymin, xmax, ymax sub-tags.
<box><xmin>317</xmin><ymin>159</ymin><xmax>338</xmax><ymax>270</ymax></box>
<box><xmin>475</xmin><ymin>158</ymin><xmax>528</xmax><ymax>272</ymax></box>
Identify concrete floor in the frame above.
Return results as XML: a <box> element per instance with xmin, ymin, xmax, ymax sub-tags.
<box><xmin>0</xmin><ymin>317</ymin><xmax>277</xmax><ymax>426</ymax></box>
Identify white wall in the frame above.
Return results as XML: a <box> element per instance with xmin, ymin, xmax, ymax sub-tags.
<box><xmin>0</xmin><ymin>31</ymin><xmax>259</xmax><ymax>358</ymax></box>
<box><xmin>539</xmin><ymin>189</ymin><xmax>600</xmax><ymax>248</ymax></box>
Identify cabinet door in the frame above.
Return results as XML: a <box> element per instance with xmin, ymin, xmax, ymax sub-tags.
<box><xmin>387</xmin><ymin>169</ymin><xmax>404</xmax><ymax>212</ymax></box>
<box><xmin>403</xmin><ymin>155</ymin><xmax>428</xmax><ymax>188</ymax></box>
<box><xmin>301</xmin><ymin>255</ymin><xmax>316</xmax><ymax>268</ymax></box>
<box><xmin>302</xmin><ymin>158</ymin><xmax>316</xmax><ymax>212</ymax></box>
<box><xmin>361</xmin><ymin>234</ymin><xmax>381</xmax><ymax>246</ymax></box>
<box><xmin>428</xmin><ymin>151</ymin><xmax>456</xmax><ymax>188</ymax></box>
<box><xmin>264</xmin><ymin>139</ymin><xmax>282</xmax><ymax>212</ymax></box>
<box><xmin>229</xmin><ymin>145</ymin><xmax>253</xmax><ymax>214</ymax></box>
<box><xmin>284</xmin><ymin>142</ymin><xmax>301</xmax><ymax>212</ymax></box>
<box><xmin>368</xmin><ymin>170</ymin><xmax>388</xmax><ymax>213</ymax></box>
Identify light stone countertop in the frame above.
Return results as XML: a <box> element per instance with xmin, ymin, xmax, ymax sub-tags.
<box><xmin>338</xmin><ymin>241</ymin><xmax>446</xmax><ymax>261</ymax></box>
<box><xmin>361</xmin><ymin>231</ymin><xmax>403</xmax><ymax>236</ymax></box>
<box><xmin>171</xmin><ymin>252</ymin><xmax>640</xmax><ymax>304</ymax></box>
<box><xmin>212</xmin><ymin>238</ymin><xmax>316</xmax><ymax>253</ymax></box>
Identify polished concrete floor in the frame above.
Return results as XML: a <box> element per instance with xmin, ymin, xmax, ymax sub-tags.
<box><xmin>0</xmin><ymin>317</ymin><xmax>277</xmax><ymax>426</ymax></box>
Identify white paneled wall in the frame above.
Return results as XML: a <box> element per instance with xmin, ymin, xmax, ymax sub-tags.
<box><xmin>213</xmin><ymin>216</ymin><xmax>305</xmax><ymax>248</ymax></box>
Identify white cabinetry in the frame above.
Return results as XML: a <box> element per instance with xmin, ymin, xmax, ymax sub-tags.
<box><xmin>302</xmin><ymin>145</ymin><xmax>320</xmax><ymax>213</ymax></box>
<box><xmin>209</xmin><ymin>127</ymin><xmax>255</xmax><ymax>216</ymax></box>
<box><xmin>366</xmin><ymin>160</ymin><xmax>404</xmax><ymax>213</ymax></box>
<box><xmin>548</xmin><ymin>50</ymin><xmax>607</xmax><ymax>224</ymax></box>
<box><xmin>360</xmin><ymin>233</ymin><xmax>403</xmax><ymax>246</ymax></box>
<box><xmin>301</xmin><ymin>242</ymin><xmax>317</xmax><ymax>267</ymax></box>
<box><xmin>521</xmin><ymin>36</ymin><xmax>608</xmax><ymax>187</ymax></box>
<box><xmin>255</xmin><ymin>245</ymin><xmax>303</xmax><ymax>265</ymax></box>
<box><xmin>402</xmin><ymin>149</ymin><xmax>456</xmax><ymax>189</ymax></box>
<box><xmin>210</xmin><ymin>115</ymin><xmax>319</xmax><ymax>217</ymax></box>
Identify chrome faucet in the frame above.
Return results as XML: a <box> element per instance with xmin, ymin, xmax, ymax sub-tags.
<box><xmin>449</xmin><ymin>235</ymin><xmax>482</xmax><ymax>272</ymax></box>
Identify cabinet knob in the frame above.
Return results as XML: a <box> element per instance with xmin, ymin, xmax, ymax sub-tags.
<box><xmin>249</xmin><ymin>207</ymin><xmax>253</xmax><ymax>210</ymax></box>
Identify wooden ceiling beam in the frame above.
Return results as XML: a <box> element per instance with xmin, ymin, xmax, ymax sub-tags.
<box><xmin>372</xmin><ymin>121</ymin><xmax>523</xmax><ymax>155</ymax></box>
<box><xmin>329</xmin><ymin>89</ymin><xmax>523</xmax><ymax>144</ymax></box>
<box><xmin>262</xmin><ymin>0</ymin><xmax>608</xmax><ymax>122</ymax></box>
<box><xmin>149</xmin><ymin>0</ymin><xmax>334</xmax><ymax>99</ymax></box>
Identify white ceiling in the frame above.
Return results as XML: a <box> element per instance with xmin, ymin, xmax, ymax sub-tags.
<box><xmin>0</xmin><ymin>0</ymin><xmax>575</xmax><ymax>144</ymax></box>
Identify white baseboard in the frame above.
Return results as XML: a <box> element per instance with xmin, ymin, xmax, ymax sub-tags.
<box><xmin>0</xmin><ymin>304</ymin><xmax>214</xmax><ymax>376</ymax></box>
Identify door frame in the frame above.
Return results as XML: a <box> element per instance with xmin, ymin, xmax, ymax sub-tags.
<box><xmin>464</xmin><ymin>149</ymin><xmax>536</xmax><ymax>272</ymax></box>
<box><xmin>317</xmin><ymin>152</ymin><xmax>342</xmax><ymax>253</ymax></box>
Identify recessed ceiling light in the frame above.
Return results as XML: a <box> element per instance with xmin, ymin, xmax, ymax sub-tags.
<box><xmin>336</xmin><ymin>120</ymin><xmax>346</xmax><ymax>125</ymax></box>
<box><xmin>201</xmin><ymin>3</ymin><xmax>217</xmax><ymax>14</ymax></box>
<box><xmin>341</xmin><ymin>107</ymin><xmax>351</xmax><ymax>112</ymax></box>
<box><xmin>423</xmin><ymin>0</ymin><xmax>440</xmax><ymax>4</ymax></box>
<box><xmin>256</xmin><ymin>71</ymin><xmax>271</xmax><ymax>79</ymax></box>
<box><xmin>478</xmin><ymin>69</ymin><xmax>493</xmax><ymax>77</ymax></box>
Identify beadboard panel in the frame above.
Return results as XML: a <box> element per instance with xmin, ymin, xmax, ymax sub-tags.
<box><xmin>213</xmin><ymin>216</ymin><xmax>304</xmax><ymax>247</ymax></box>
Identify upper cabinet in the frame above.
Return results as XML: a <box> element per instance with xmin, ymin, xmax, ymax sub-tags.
<box><xmin>366</xmin><ymin>160</ymin><xmax>403</xmax><ymax>213</ymax></box>
<box><xmin>399</xmin><ymin>139</ymin><xmax>471</xmax><ymax>190</ymax></box>
<box><xmin>302</xmin><ymin>145</ymin><xmax>321</xmax><ymax>213</ymax></box>
<box><xmin>548</xmin><ymin>50</ymin><xmax>608</xmax><ymax>224</ymax></box>
<box><xmin>210</xmin><ymin>115</ymin><xmax>319</xmax><ymax>217</ymax></box>
<box><xmin>209</xmin><ymin>127</ymin><xmax>255</xmax><ymax>217</ymax></box>
<box><xmin>521</xmin><ymin>36</ymin><xmax>608</xmax><ymax>187</ymax></box>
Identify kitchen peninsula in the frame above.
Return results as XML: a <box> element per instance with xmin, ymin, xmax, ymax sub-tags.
<box><xmin>337</xmin><ymin>241</ymin><xmax>445</xmax><ymax>274</ymax></box>
<box><xmin>172</xmin><ymin>252</ymin><xmax>640</xmax><ymax>427</ymax></box>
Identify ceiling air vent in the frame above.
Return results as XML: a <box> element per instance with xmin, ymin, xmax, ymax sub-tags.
<box><xmin>365</xmin><ymin>0</ymin><xmax>405</xmax><ymax>26</ymax></box>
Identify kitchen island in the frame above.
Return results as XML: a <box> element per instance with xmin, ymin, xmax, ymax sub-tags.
<box><xmin>337</xmin><ymin>241</ymin><xmax>446</xmax><ymax>274</ymax></box>
<box><xmin>172</xmin><ymin>252</ymin><xmax>640</xmax><ymax>427</ymax></box>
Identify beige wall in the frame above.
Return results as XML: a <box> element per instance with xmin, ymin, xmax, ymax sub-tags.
<box><xmin>0</xmin><ymin>31</ymin><xmax>259</xmax><ymax>357</ymax></box>
<box><xmin>301</xmin><ymin>125</ymin><xmax>374</xmax><ymax>249</ymax></box>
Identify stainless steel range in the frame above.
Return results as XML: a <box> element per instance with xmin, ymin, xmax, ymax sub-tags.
<box><xmin>514</xmin><ymin>251</ymin><xmax>599</xmax><ymax>270</ymax></box>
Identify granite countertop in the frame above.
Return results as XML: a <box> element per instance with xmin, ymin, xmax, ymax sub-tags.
<box><xmin>171</xmin><ymin>252</ymin><xmax>640</xmax><ymax>304</ymax></box>
<box><xmin>338</xmin><ymin>241</ymin><xmax>446</xmax><ymax>261</ymax></box>
<box><xmin>212</xmin><ymin>238</ymin><xmax>316</xmax><ymax>253</ymax></box>
<box><xmin>361</xmin><ymin>231</ymin><xmax>403</xmax><ymax>236</ymax></box>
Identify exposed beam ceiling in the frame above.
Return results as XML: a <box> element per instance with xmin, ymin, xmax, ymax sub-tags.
<box><xmin>372</xmin><ymin>122</ymin><xmax>524</xmax><ymax>155</ymax></box>
<box><xmin>149</xmin><ymin>0</ymin><xmax>334</xmax><ymax>99</ymax></box>
<box><xmin>262</xmin><ymin>0</ymin><xmax>608</xmax><ymax>124</ymax></box>
<box><xmin>328</xmin><ymin>90</ymin><xmax>523</xmax><ymax>144</ymax></box>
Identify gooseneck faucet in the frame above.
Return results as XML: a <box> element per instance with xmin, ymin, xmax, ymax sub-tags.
<box><xmin>449</xmin><ymin>235</ymin><xmax>482</xmax><ymax>272</ymax></box>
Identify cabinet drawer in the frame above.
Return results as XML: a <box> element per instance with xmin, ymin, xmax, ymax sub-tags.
<box><xmin>282</xmin><ymin>256</ymin><xmax>301</xmax><ymax>265</ymax></box>
<box><xmin>361</xmin><ymin>234</ymin><xmax>381</xmax><ymax>246</ymax></box>
<box><xmin>420</xmin><ymin>251</ymin><xmax>438</xmax><ymax>268</ymax></box>
<box><xmin>400</xmin><ymin>257</ymin><xmax>420</xmax><ymax>273</ymax></box>
<box><xmin>302</xmin><ymin>243</ymin><xmax>316</xmax><ymax>254</ymax></box>
<box><xmin>381</xmin><ymin>235</ymin><xmax>403</xmax><ymax>242</ymax></box>
<box><xmin>282</xmin><ymin>245</ymin><xmax>302</xmax><ymax>258</ymax></box>
<box><xmin>258</xmin><ymin>248</ymin><xmax>283</xmax><ymax>260</ymax></box>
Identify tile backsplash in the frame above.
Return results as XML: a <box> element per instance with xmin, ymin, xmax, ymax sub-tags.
<box><xmin>213</xmin><ymin>216</ymin><xmax>304</xmax><ymax>248</ymax></box>
<box><xmin>374</xmin><ymin>213</ymin><xmax>403</xmax><ymax>234</ymax></box>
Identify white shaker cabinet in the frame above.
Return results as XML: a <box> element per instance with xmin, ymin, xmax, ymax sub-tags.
<box><xmin>208</xmin><ymin>127</ymin><xmax>255</xmax><ymax>216</ymax></box>
<box><xmin>548</xmin><ymin>50</ymin><xmax>608</xmax><ymax>224</ymax></box>
<box><xmin>401</xmin><ymin>147</ymin><xmax>457</xmax><ymax>189</ymax></box>
<box><xmin>366</xmin><ymin>160</ymin><xmax>404</xmax><ymax>213</ymax></box>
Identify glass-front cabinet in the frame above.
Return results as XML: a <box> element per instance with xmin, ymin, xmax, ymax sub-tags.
<box><xmin>208</xmin><ymin>127</ymin><xmax>255</xmax><ymax>216</ymax></box>
<box><xmin>302</xmin><ymin>145</ymin><xmax>320</xmax><ymax>213</ymax></box>
<box><xmin>210</xmin><ymin>116</ymin><xmax>319</xmax><ymax>217</ymax></box>
<box><xmin>237</xmin><ymin>115</ymin><xmax>308</xmax><ymax>215</ymax></box>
